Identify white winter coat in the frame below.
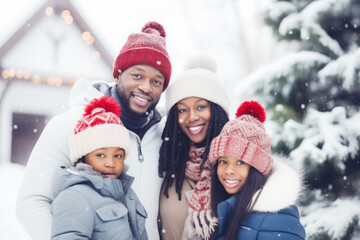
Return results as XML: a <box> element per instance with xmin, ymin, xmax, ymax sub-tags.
<box><xmin>16</xmin><ymin>79</ymin><xmax>165</xmax><ymax>240</ymax></box>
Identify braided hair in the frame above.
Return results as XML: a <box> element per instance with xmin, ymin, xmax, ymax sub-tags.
<box><xmin>158</xmin><ymin>101</ymin><xmax>229</xmax><ymax>200</ymax></box>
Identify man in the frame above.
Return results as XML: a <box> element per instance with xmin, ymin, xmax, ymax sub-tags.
<box><xmin>16</xmin><ymin>21</ymin><xmax>171</xmax><ymax>240</ymax></box>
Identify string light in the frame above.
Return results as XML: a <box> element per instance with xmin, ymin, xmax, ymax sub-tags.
<box><xmin>61</xmin><ymin>10</ymin><xmax>73</xmax><ymax>24</ymax></box>
<box><xmin>31</xmin><ymin>75</ymin><xmax>41</xmax><ymax>84</ymax></box>
<box><xmin>45</xmin><ymin>7</ymin><xmax>53</xmax><ymax>16</ymax></box>
<box><xmin>54</xmin><ymin>77</ymin><xmax>63</xmax><ymax>86</ymax></box>
<box><xmin>1</xmin><ymin>68</ymin><xmax>82</xmax><ymax>86</ymax></box>
<box><xmin>2</xmin><ymin>70</ymin><xmax>9</xmax><ymax>79</ymax></box>
<box><xmin>65</xmin><ymin>16</ymin><xmax>73</xmax><ymax>24</ymax></box>
<box><xmin>1</xmin><ymin>6</ymin><xmax>103</xmax><ymax>87</ymax></box>
<box><xmin>23</xmin><ymin>71</ymin><xmax>30</xmax><ymax>79</ymax></box>
<box><xmin>8</xmin><ymin>69</ymin><xmax>15</xmax><ymax>78</ymax></box>
<box><xmin>82</xmin><ymin>31</ymin><xmax>94</xmax><ymax>45</ymax></box>
<box><xmin>61</xmin><ymin>10</ymin><xmax>70</xmax><ymax>18</ymax></box>
<box><xmin>16</xmin><ymin>69</ymin><xmax>24</xmax><ymax>79</ymax></box>
<box><xmin>82</xmin><ymin>31</ymin><xmax>91</xmax><ymax>41</ymax></box>
<box><xmin>92</xmin><ymin>50</ymin><xmax>100</xmax><ymax>59</ymax></box>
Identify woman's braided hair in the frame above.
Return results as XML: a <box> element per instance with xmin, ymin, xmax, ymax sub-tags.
<box><xmin>158</xmin><ymin>101</ymin><xmax>229</xmax><ymax>200</ymax></box>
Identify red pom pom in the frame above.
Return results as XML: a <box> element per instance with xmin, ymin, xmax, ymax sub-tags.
<box><xmin>84</xmin><ymin>96</ymin><xmax>121</xmax><ymax>117</ymax></box>
<box><xmin>142</xmin><ymin>21</ymin><xmax>166</xmax><ymax>38</ymax></box>
<box><xmin>235</xmin><ymin>100</ymin><xmax>266</xmax><ymax>123</ymax></box>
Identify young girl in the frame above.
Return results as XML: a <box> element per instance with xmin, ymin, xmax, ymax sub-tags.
<box><xmin>51</xmin><ymin>96</ymin><xmax>147</xmax><ymax>240</ymax></box>
<box><xmin>158</xmin><ymin>57</ymin><xmax>230</xmax><ymax>240</ymax></box>
<box><xmin>209</xmin><ymin>100</ymin><xmax>306</xmax><ymax>240</ymax></box>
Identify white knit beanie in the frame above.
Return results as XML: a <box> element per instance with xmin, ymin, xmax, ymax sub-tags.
<box><xmin>165</xmin><ymin>56</ymin><xmax>230</xmax><ymax>115</ymax></box>
<box><xmin>69</xmin><ymin>96</ymin><xmax>130</xmax><ymax>164</ymax></box>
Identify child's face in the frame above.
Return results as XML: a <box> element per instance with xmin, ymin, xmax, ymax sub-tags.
<box><xmin>217</xmin><ymin>156</ymin><xmax>250</xmax><ymax>195</ymax></box>
<box><xmin>84</xmin><ymin>147</ymin><xmax>125</xmax><ymax>179</ymax></box>
<box><xmin>176</xmin><ymin>97</ymin><xmax>211</xmax><ymax>144</ymax></box>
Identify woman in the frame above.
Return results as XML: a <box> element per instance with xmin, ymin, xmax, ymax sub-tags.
<box><xmin>158</xmin><ymin>57</ymin><xmax>230</xmax><ymax>240</ymax></box>
<box><xmin>208</xmin><ymin>100</ymin><xmax>306</xmax><ymax>240</ymax></box>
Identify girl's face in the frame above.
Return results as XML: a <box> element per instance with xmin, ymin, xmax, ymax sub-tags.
<box><xmin>217</xmin><ymin>156</ymin><xmax>250</xmax><ymax>195</ymax></box>
<box><xmin>84</xmin><ymin>147</ymin><xmax>125</xmax><ymax>179</ymax></box>
<box><xmin>177</xmin><ymin>97</ymin><xmax>211</xmax><ymax>144</ymax></box>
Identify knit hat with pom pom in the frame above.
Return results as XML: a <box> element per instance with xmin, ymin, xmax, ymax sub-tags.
<box><xmin>69</xmin><ymin>96</ymin><xmax>130</xmax><ymax>164</ymax></box>
<box><xmin>113</xmin><ymin>21</ymin><xmax>172</xmax><ymax>91</ymax></box>
<box><xmin>165</xmin><ymin>56</ymin><xmax>230</xmax><ymax>115</ymax></box>
<box><xmin>209</xmin><ymin>101</ymin><xmax>273</xmax><ymax>176</ymax></box>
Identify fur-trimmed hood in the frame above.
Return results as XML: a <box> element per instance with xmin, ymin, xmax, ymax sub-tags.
<box><xmin>252</xmin><ymin>158</ymin><xmax>303</xmax><ymax>212</ymax></box>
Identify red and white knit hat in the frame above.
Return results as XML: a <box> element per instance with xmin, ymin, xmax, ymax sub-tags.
<box><xmin>69</xmin><ymin>96</ymin><xmax>130</xmax><ymax>164</ymax></box>
<box><xmin>209</xmin><ymin>100</ymin><xmax>273</xmax><ymax>176</ymax></box>
<box><xmin>113</xmin><ymin>21</ymin><xmax>172</xmax><ymax>91</ymax></box>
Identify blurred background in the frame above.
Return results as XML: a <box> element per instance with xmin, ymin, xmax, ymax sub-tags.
<box><xmin>0</xmin><ymin>0</ymin><xmax>359</xmax><ymax>239</ymax></box>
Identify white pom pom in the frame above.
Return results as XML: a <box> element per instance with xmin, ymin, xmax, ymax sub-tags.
<box><xmin>184</xmin><ymin>56</ymin><xmax>217</xmax><ymax>73</ymax></box>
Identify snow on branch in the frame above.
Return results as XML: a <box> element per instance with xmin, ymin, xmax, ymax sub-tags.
<box><xmin>289</xmin><ymin>107</ymin><xmax>360</xmax><ymax>167</ymax></box>
<box><xmin>319</xmin><ymin>48</ymin><xmax>360</xmax><ymax>90</ymax></box>
<box><xmin>302</xmin><ymin>195</ymin><xmax>360</xmax><ymax>239</ymax></box>
<box><xmin>263</xmin><ymin>1</ymin><xmax>297</xmax><ymax>23</ymax></box>
<box><xmin>278</xmin><ymin>0</ymin><xmax>352</xmax><ymax>56</ymax></box>
<box><xmin>234</xmin><ymin>51</ymin><xmax>330</xmax><ymax>103</ymax></box>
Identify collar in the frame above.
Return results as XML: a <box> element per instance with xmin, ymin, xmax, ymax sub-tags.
<box><xmin>110</xmin><ymin>86</ymin><xmax>154</xmax><ymax>131</ymax></box>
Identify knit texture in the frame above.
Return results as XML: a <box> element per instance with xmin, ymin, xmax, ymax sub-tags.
<box><xmin>209</xmin><ymin>101</ymin><xmax>273</xmax><ymax>176</ymax></box>
<box><xmin>165</xmin><ymin>56</ymin><xmax>230</xmax><ymax>115</ymax></box>
<box><xmin>113</xmin><ymin>21</ymin><xmax>172</xmax><ymax>91</ymax></box>
<box><xmin>183</xmin><ymin>146</ymin><xmax>217</xmax><ymax>240</ymax></box>
<box><xmin>69</xmin><ymin>96</ymin><xmax>130</xmax><ymax>164</ymax></box>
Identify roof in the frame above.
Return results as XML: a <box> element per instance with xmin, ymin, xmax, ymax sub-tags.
<box><xmin>0</xmin><ymin>0</ymin><xmax>114</xmax><ymax>86</ymax></box>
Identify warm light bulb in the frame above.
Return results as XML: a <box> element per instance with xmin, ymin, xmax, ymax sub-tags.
<box><xmin>45</xmin><ymin>7</ymin><xmax>53</xmax><ymax>16</ymax></box>
<box><xmin>54</xmin><ymin>77</ymin><xmax>63</xmax><ymax>86</ymax></box>
<box><xmin>32</xmin><ymin>75</ymin><xmax>41</xmax><ymax>84</ymax></box>
<box><xmin>65</xmin><ymin>16</ymin><xmax>73</xmax><ymax>24</ymax></box>
<box><xmin>23</xmin><ymin>71</ymin><xmax>31</xmax><ymax>79</ymax></box>
<box><xmin>2</xmin><ymin>70</ymin><xmax>9</xmax><ymax>79</ymax></box>
<box><xmin>47</xmin><ymin>77</ymin><xmax>56</xmax><ymax>86</ymax></box>
<box><xmin>16</xmin><ymin>70</ymin><xmax>24</xmax><ymax>79</ymax></box>
<box><xmin>8</xmin><ymin>69</ymin><xmax>15</xmax><ymax>78</ymax></box>
<box><xmin>92</xmin><ymin>51</ymin><xmax>100</xmax><ymax>59</ymax></box>
<box><xmin>86</xmin><ymin>36</ymin><xmax>94</xmax><ymax>45</ymax></box>
<box><xmin>82</xmin><ymin>31</ymin><xmax>91</xmax><ymax>41</ymax></box>
<box><xmin>62</xmin><ymin>10</ymin><xmax>70</xmax><ymax>18</ymax></box>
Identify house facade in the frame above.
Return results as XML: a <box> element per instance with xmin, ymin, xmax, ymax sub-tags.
<box><xmin>0</xmin><ymin>0</ymin><xmax>114</xmax><ymax>165</ymax></box>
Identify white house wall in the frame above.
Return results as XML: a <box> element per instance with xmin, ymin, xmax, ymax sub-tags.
<box><xmin>0</xmin><ymin>81</ymin><xmax>70</xmax><ymax>165</ymax></box>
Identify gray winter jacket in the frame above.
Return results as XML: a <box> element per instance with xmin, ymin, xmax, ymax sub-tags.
<box><xmin>51</xmin><ymin>163</ymin><xmax>148</xmax><ymax>240</ymax></box>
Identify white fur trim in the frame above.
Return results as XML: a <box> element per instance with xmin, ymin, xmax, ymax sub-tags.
<box><xmin>69</xmin><ymin>124</ymin><xmax>130</xmax><ymax>164</ymax></box>
<box><xmin>253</xmin><ymin>159</ymin><xmax>303</xmax><ymax>212</ymax></box>
<box><xmin>165</xmin><ymin>68</ymin><xmax>230</xmax><ymax>115</ymax></box>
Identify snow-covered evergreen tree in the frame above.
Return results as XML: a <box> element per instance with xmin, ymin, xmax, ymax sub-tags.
<box><xmin>235</xmin><ymin>0</ymin><xmax>360</xmax><ymax>239</ymax></box>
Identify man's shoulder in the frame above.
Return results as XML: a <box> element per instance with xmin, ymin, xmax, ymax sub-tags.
<box><xmin>69</xmin><ymin>79</ymin><xmax>114</xmax><ymax>108</ymax></box>
<box><xmin>49</xmin><ymin>106</ymin><xmax>83</xmax><ymax>126</ymax></box>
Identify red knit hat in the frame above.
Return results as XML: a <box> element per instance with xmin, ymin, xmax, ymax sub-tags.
<box><xmin>209</xmin><ymin>101</ymin><xmax>273</xmax><ymax>176</ymax></box>
<box><xmin>113</xmin><ymin>21</ymin><xmax>172</xmax><ymax>91</ymax></box>
<box><xmin>69</xmin><ymin>96</ymin><xmax>130</xmax><ymax>164</ymax></box>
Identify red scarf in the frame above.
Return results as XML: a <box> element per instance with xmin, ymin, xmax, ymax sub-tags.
<box><xmin>184</xmin><ymin>146</ymin><xmax>217</xmax><ymax>240</ymax></box>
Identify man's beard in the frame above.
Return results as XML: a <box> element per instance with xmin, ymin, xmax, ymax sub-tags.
<box><xmin>116</xmin><ymin>84</ymin><xmax>159</xmax><ymax>117</ymax></box>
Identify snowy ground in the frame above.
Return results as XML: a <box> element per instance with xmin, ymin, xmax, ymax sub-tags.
<box><xmin>0</xmin><ymin>163</ymin><xmax>31</xmax><ymax>239</ymax></box>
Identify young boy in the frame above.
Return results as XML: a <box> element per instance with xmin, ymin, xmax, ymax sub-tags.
<box><xmin>50</xmin><ymin>96</ymin><xmax>148</xmax><ymax>240</ymax></box>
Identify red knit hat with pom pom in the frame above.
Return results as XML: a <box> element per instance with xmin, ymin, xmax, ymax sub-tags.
<box><xmin>113</xmin><ymin>21</ymin><xmax>172</xmax><ymax>91</ymax></box>
<box><xmin>69</xmin><ymin>96</ymin><xmax>130</xmax><ymax>164</ymax></box>
<box><xmin>209</xmin><ymin>100</ymin><xmax>273</xmax><ymax>176</ymax></box>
